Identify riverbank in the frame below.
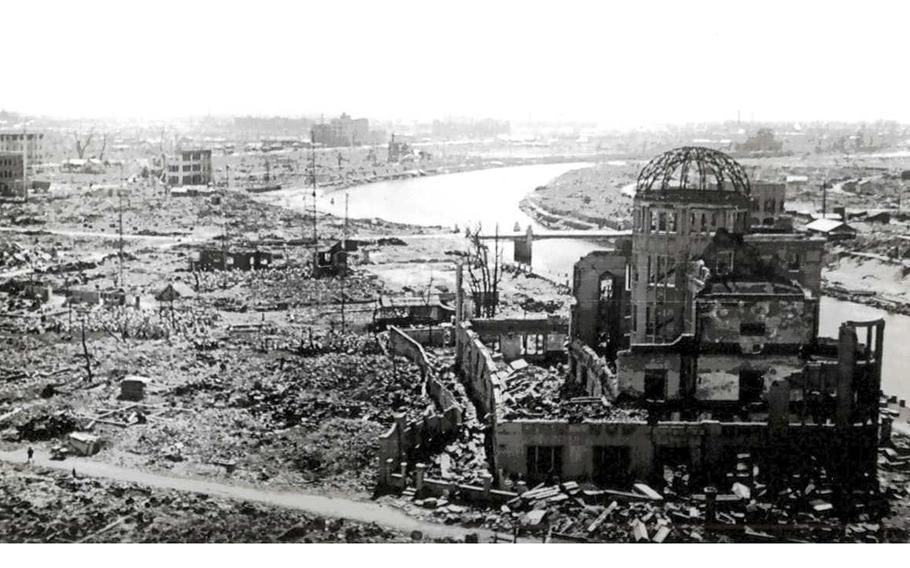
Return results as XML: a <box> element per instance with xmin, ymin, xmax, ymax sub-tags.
<box><xmin>519</xmin><ymin>162</ymin><xmax>639</xmax><ymax>231</ymax></box>
<box><xmin>823</xmin><ymin>251</ymin><xmax>910</xmax><ymax>316</ymax></box>
<box><xmin>316</xmin><ymin>153</ymin><xmax>602</xmax><ymax>197</ymax></box>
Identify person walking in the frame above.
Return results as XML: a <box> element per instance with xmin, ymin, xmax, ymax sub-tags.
<box><xmin>26</xmin><ymin>446</ymin><xmax>34</xmax><ymax>464</ymax></box>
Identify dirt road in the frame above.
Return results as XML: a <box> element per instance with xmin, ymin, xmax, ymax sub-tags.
<box><xmin>0</xmin><ymin>447</ymin><xmax>501</xmax><ymax>542</ymax></box>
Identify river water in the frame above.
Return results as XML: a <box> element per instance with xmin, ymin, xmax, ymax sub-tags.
<box><xmin>274</xmin><ymin>163</ymin><xmax>909</xmax><ymax>401</ymax></box>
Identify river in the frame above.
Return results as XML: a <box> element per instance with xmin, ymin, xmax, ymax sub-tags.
<box><xmin>272</xmin><ymin>163</ymin><xmax>910</xmax><ymax>401</ymax></box>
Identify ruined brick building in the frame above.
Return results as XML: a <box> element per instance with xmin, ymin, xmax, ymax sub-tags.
<box><xmin>453</xmin><ymin>147</ymin><xmax>886</xmax><ymax>491</ymax></box>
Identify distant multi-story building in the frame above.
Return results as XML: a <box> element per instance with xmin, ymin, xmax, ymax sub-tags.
<box><xmin>166</xmin><ymin>149</ymin><xmax>212</xmax><ymax>186</ymax></box>
<box><xmin>0</xmin><ymin>153</ymin><xmax>24</xmax><ymax>196</ymax></box>
<box><xmin>0</xmin><ymin>132</ymin><xmax>45</xmax><ymax>167</ymax></box>
<box><xmin>311</xmin><ymin>113</ymin><xmax>370</xmax><ymax>147</ymax></box>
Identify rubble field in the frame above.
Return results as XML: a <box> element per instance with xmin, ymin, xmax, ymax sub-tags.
<box><xmin>0</xmin><ymin>462</ymin><xmax>445</xmax><ymax>543</ymax></box>
<box><xmin>499</xmin><ymin>361</ymin><xmax>644</xmax><ymax>422</ymax></box>
<box><xmin>388</xmin><ymin>438</ymin><xmax>910</xmax><ymax>543</ymax></box>
<box><xmin>0</xmin><ymin>331</ymin><xmax>433</xmax><ymax>495</ymax></box>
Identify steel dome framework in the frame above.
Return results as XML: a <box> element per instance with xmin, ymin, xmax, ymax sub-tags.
<box><xmin>636</xmin><ymin>146</ymin><xmax>751</xmax><ymax>195</ymax></box>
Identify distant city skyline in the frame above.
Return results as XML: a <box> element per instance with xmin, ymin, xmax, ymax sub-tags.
<box><xmin>6</xmin><ymin>0</ymin><xmax>910</xmax><ymax>127</ymax></box>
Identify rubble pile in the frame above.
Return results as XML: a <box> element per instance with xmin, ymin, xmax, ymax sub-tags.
<box><xmin>411</xmin><ymin>449</ymin><xmax>907</xmax><ymax>543</ymax></box>
<box><xmin>60</xmin><ymin>305</ymin><xmax>220</xmax><ymax>340</ymax></box>
<box><xmin>288</xmin><ymin>418</ymin><xmax>385</xmax><ymax>482</ymax></box>
<box><xmin>194</xmin><ymin>267</ymin><xmax>383</xmax><ymax>310</ymax></box>
<box><xmin>291</xmin><ymin>330</ymin><xmax>383</xmax><ymax>357</ymax></box>
<box><xmin>425</xmin><ymin>424</ymin><xmax>488</xmax><ymax>485</ymax></box>
<box><xmin>229</xmin><ymin>353</ymin><xmax>429</xmax><ymax>428</ymax></box>
<box><xmin>0</xmin><ymin>463</ymin><xmax>428</xmax><ymax>542</ymax></box>
<box><xmin>14</xmin><ymin>410</ymin><xmax>79</xmax><ymax>441</ymax></box>
<box><xmin>500</xmin><ymin>364</ymin><xmax>645</xmax><ymax>422</ymax></box>
<box><xmin>0</xmin><ymin>239</ymin><xmax>57</xmax><ymax>271</ymax></box>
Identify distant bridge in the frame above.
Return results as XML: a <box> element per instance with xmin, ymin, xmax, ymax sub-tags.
<box><xmin>475</xmin><ymin>226</ymin><xmax>631</xmax><ymax>264</ymax></box>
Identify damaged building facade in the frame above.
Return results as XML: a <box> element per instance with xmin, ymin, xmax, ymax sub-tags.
<box><xmin>453</xmin><ymin>147</ymin><xmax>885</xmax><ymax>492</ymax></box>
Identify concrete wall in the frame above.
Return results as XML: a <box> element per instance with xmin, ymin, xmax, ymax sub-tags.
<box><xmin>567</xmin><ymin>339</ymin><xmax>616</xmax><ymax>398</ymax></box>
<box><xmin>616</xmin><ymin>347</ymin><xmax>683</xmax><ymax>398</ymax></box>
<box><xmin>696</xmin><ymin>298</ymin><xmax>815</xmax><ymax>346</ymax></box>
<box><xmin>570</xmin><ymin>249</ymin><xmax>630</xmax><ymax>349</ymax></box>
<box><xmin>469</xmin><ymin>317</ymin><xmax>568</xmax><ymax>364</ymax></box>
<box><xmin>494</xmin><ymin>418</ymin><xmax>878</xmax><ymax>484</ymax></box>
<box><xmin>745</xmin><ymin>234</ymin><xmax>825</xmax><ymax>296</ymax></box>
<box><xmin>396</xmin><ymin>324</ymin><xmax>456</xmax><ymax>348</ymax></box>
<box><xmin>377</xmin><ymin>327</ymin><xmax>466</xmax><ymax>478</ymax></box>
<box><xmin>695</xmin><ymin>354</ymin><xmax>803</xmax><ymax>401</ymax></box>
<box><xmin>455</xmin><ymin>321</ymin><xmax>502</xmax><ymax>420</ymax></box>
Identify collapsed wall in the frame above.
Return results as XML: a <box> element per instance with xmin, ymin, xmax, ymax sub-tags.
<box><xmin>377</xmin><ymin>326</ymin><xmax>465</xmax><ymax>483</ymax></box>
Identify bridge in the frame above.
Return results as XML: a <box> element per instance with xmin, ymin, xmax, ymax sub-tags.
<box><xmin>475</xmin><ymin>226</ymin><xmax>631</xmax><ymax>264</ymax></box>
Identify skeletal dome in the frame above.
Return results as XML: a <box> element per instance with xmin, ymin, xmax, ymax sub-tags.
<box><xmin>636</xmin><ymin>146</ymin><xmax>751</xmax><ymax>195</ymax></box>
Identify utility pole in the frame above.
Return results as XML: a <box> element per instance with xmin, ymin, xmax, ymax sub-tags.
<box><xmin>340</xmin><ymin>192</ymin><xmax>349</xmax><ymax>333</ymax></box>
<box><xmin>118</xmin><ymin>163</ymin><xmax>124</xmax><ymax>289</ymax></box>
<box><xmin>821</xmin><ymin>169</ymin><xmax>829</xmax><ymax>219</ymax></box>
<box><xmin>343</xmin><ymin>192</ymin><xmax>349</xmax><ymax>249</ymax></box>
<box><xmin>311</xmin><ymin>130</ymin><xmax>318</xmax><ymax>250</ymax></box>
<box><xmin>21</xmin><ymin>128</ymin><xmax>28</xmax><ymax>203</ymax></box>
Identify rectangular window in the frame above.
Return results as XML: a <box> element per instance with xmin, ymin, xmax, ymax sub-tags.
<box><xmin>593</xmin><ymin>446</ymin><xmax>631</xmax><ymax>486</ymax></box>
<box><xmin>668</xmin><ymin>212</ymin><xmax>677</xmax><ymax>233</ymax></box>
<box><xmin>644</xmin><ymin>369</ymin><xmax>667</xmax><ymax>400</ymax></box>
<box><xmin>632</xmin><ymin>255</ymin><xmax>638</xmax><ymax>284</ymax></box>
<box><xmin>739</xmin><ymin>370</ymin><xmax>764</xmax><ymax>403</ymax></box>
<box><xmin>526</xmin><ymin>446</ymin><xmax>563</xmax><ymax>478</ymax></box>
<box><xmin>657</xmin><ymin>307</ymin><xmax>675</xmax><ymax>335</ymax></box>
<box><xmin>658</xmin><ymin>211</ymin><xmax>667</xmax><ymax>232</ymax></box>
<box><xmin>647</xmin><ymin>256</ymin><xmax>656</xmax><ymax>285</ymax></box>
<box><xmin>645</xmin><ymin>305</ymin><xmax>655</xmax><ymax>336</ymax></box>
<box><xmin>656</xmin><ymin>255</ymin><xmax>665</xmax><ymax>283</ymax></box>
<box><xmin>715</xmin><ymin>251</ymin><xmax>734</xmax><ymax>275</ymax></box>
<box><xmin>740</xmin><ymin>322</ymin><xmax>766</xmax><ymax>336</ymax></box>
<box><xmin>649</xmin><ymin>210</ymin><xmax>658</xmax><ymax>232</ymax></box>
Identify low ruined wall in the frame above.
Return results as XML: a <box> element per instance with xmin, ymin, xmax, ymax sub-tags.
<box><xmin>395</xmin><ymin>325</ymin><xmax>455</xmax><ymax>348</ymax></box>
<box><xmin>381</xmin><ymin>459</ymin><xmax>516</xmax><ymax>505</ymax></box>
<box><xmin>567</xmin><ymin>339</ymin><xmax>616</xmax><ymax>398</ymax></box>
<box><xmin>377</xmin><ymin>327</ymin><xmax>465</xmax><ymax>484</ymax></box>
<box><xmin>455</xmin><ymin>321</ymin><xmax>502</xmax><ymax>420</ymax></box>
<box><xmin>388</xmin><ymin>325</ymin><xmax>431</xmax><ymax>376</ymax></box>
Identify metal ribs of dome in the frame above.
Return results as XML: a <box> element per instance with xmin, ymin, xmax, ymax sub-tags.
<box><xmin>636</xmin><ymin>146</ymin><xmax>751</xmax><ymax>195</ymax></box>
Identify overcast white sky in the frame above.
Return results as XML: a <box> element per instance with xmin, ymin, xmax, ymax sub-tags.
<box><xmin>4</xmin><ymin>0</ymin><xmax>909</xmax><ymax>127</ymax></box>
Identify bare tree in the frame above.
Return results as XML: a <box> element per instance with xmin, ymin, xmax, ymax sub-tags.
<box><xmin>97</xmin><ymin>132</ymin><xmax>108</xmax><ymax>161</ymax></box>
<box><xmin>73</xmin><ymin>129</ymin><xmax>95</xmax><ymax>159</ymax></box>
<box><xmin>464</xmin><ymin>224</ymin><xmax>503</xmax><ymax>318</ymax></box>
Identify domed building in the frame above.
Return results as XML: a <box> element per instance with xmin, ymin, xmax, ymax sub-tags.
<box><xmin>630</xmin><ymin>147</ymin><xmax>754</xmax><ymax>343</ymax></box>
<box><xmin>448</xmin><ymin>146</ymin><xmax>885</xmax><ymax>490</ymax></box>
